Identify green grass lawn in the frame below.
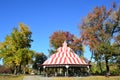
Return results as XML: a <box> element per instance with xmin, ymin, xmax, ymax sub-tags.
<box><xmin>0</xmin><ymin>74</ymin><xmax>24</xmax><ymax>80</ymax></box>
<box><xmin>0</xmin><ymin>75</ymin><xmax>120</xmax><ymax>80</ymax></box>
<box><xmin>43</xmin><ymin>76</ymin><xmax>120</xmax><ymax>80</ymax></box>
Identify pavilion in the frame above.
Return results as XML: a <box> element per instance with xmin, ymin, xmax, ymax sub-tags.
<box><xmin>42</xmin><ymin>41</ymin><xmax>90</xmax><ymax>77</ymax></box>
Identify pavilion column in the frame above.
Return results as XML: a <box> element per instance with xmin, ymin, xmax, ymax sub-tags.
<box><xmin>87</xmin><ymin>66</ymin><xmax>90</xmax><ymax>76</ymax></box>
<box><xmin>55</xmin><ymin>68</ymin><xmax>57</xmax><ymax>77</ymax></box>
<box><xmin>39</xmin><ymin>67</ymin><xmax>41</xmax><ymax>75</ymax></box>
<box><xmin>43</xmin><ymin>66</ymin><xmax>47</xmax><ymax>77</ymax></box>
<box><xmin>65</xmin><ymin>65</ymin><xmax>69</xmax><ymax>77</ymax></box>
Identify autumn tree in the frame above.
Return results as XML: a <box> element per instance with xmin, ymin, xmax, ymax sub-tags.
<box><xmin>0</xmin><ymin>23</ymin><xmax>34</xmax><ymax>74</ymax></box>
<box><xmin>80</xmin><ymin>3</ymin><xmax>120</xmax><ymax>75</ymax></box>
<box><xmin>49</xmin><ymin>31</ymin><xmax>83</xmax><ymax>56</ymax></box>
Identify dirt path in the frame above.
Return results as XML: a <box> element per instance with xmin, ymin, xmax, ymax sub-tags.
<box><xmin>23</xmin><ymin>75</ymin><xmax>40</xmax><ymax>80</ymax></box>
<box><xmin>23</xmin><ymin>75</ymin><xmax>52</xmax><ymax>80</ymax></box>
<box><xmin>23</xmin><ymin>75</ymin><xmax>80</xmax><ymax>80</ymax></box>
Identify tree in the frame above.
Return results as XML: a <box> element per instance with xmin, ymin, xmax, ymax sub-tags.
<box><xmin>33</xmin><ymin>52</ymin><xmax>47</xmax><ymax>70</ymax></box>
<box><xmin>32</xmin><ymin>52</ymin><xmax>47</xmax><ymax>74</ymax></box>
<box><xmin>80</xmin><ymin>3</ymin><xmax>120</xmax><ymax>75</ymax></box>
<box><xmin>50</xmin><ymin>31</ymin><xmax>74</xmax><ymax>49</ymax></box>
<box><xmin>16</xmin><ymin>48</ymin><xmax>34</xmax><ymax>74</ymax></box>
<box><xmin>114</xmin><ymin>28</ymin><xmax>120</xmax><ymax>75</ymax></box>
<box><xmin>0</xmin><ymin>65</ymin><xmax>11</xmax><ymax>74</ymax></box>
<box><xmin>0</xmin><ymin>23</ymin><xmax>34</xmax><ymax>74</ymax></box>
<box><xmin>49</xmin><ymin>31</ymin><xmax>83</xmax><ymax>56</ymax></box>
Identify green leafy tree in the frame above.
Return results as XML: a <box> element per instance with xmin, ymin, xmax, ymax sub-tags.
<box><xmin>91</xmin><ymin>62</ymin><xmax>106</xmax><ymax>75</ymax></box>
<box><xmin>16</xmin><ymin>48</ymin><xmax>34</xmax><ymax>74</ymax></box>
<box><xmin>0</xmin><ymin>23</ymin><xmax>34</xmax><ymax>74</ymax></box>
<box><xmin>33</xmin><ymin>52</ymin><xmax>47</xmax><ymax>70</ymax></box>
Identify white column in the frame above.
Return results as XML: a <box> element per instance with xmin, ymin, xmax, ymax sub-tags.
<box><xmin>43</xmin><ymin>66</ymin><xmax>47</xmax><ymax>77</ymax></box>
<box><xmin>65</xmin><ymin>65</ymin><xmax>69</xmax><ymax>77</ymax></box>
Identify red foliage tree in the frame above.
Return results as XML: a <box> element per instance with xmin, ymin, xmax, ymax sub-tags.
<box><xmin>49</xmin><ymin>31</ymin><xmax>83</xmax><ymax>56</ymax></box>
<box><xmin>80</xmin><ymin>3</ymin><xmax>120</xmax><ymax>75</ymax></box>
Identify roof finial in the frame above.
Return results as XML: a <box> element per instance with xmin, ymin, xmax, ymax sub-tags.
<box><xmin>63</xmin><ymin>40</ymin><xmax>67</xmax><ymax>47</ymax></box>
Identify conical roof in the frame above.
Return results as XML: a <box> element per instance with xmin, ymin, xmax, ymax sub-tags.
<box><xmin>43</xmin><ymin>41</ymin><xmax>87</xmax><ymax>66</ymax></box>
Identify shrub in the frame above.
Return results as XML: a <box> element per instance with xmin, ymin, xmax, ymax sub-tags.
<box><xmin>0</xmin><ymin>65</ymin><xmax>11</xmax><ymax>74</ymax></box>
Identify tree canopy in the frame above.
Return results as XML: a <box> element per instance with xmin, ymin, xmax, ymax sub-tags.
<box><xmin>80</xmin><ymin>3</ymin><xmax>120</xmax><ymax>75</ymax></box>
<box><xmin>49</xmin><ymin>31</ymin><xmax>83</xmax><ymax>56</ymax></box>
<box><xmin>0</xmin><ymin>23</ymin><xmax>34</xmax><ymax>74</ymax></box>
<box><xmin>32</xmin><ymin>52</ymin><xmax>47</xmax><ymax>70</ymax></box>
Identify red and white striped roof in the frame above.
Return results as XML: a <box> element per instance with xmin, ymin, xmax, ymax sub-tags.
<box><xmin>43</xmin><ymin>41</ymin><xmax>87</xmax><ymax>65</ymax></box>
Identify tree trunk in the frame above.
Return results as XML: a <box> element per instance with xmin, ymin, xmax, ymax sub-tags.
<box><xmin>18</xmin><ymin>62</ymin><xmax>22</xmax><ymax>74</ymax></box>
<box><xmin>14</xmin><ymin>66</ymin><xmax>17</xmax><ymax>75</ymax></box>
<box><xmin>23</xmin><ymin>67</ymin><xmax>26</xmax><ymax>74</ymax></box>
<box><xmin>105</xmin><ymin>57</ymin><xmax>110</xmax><ymax>77</ymax></box>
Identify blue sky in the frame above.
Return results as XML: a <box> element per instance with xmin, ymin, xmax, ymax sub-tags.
<box><xmin>0</xmin><ymin>0</ymin><xmax>120</xmax><ymax>65</ymax></box>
